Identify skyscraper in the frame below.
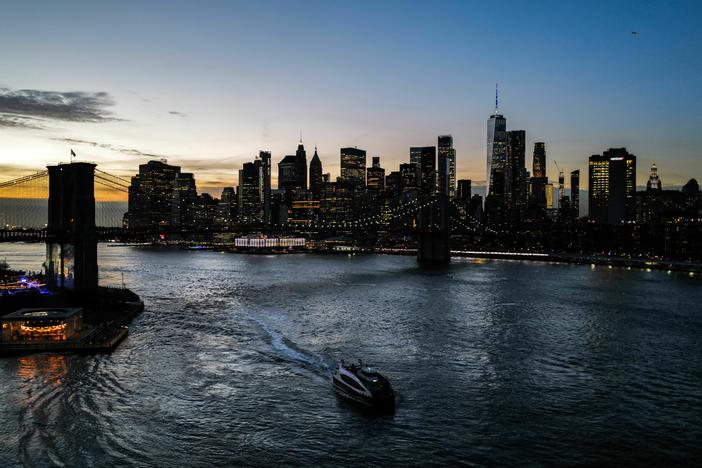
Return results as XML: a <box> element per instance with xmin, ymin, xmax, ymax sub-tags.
<box><xmin>438</xmin><ymin>135</ymin><xmax>456</xmax><ymax>197</ymax></box>
<box><xmin>238</xmin><ymin>161</ymin><xmax>262</xmax><ymax>224</ymax></box>
<box><xmin>487</xmin><ymin>88</ymin><xmax>507</xmax><ymax>197</ymax></box>
<box><xmin>409</xmin><ymin>146</ymin><xmax>436</xmax><ymax>195</ymax></box>
<box><xmin>410</xmin><ymin>147</ymin><xmax>423</xmax><ymax>167</ymax></box>
<box><xmin>457</xmin><ymin>180</ymin><xmax>472</xmax><ymax>201</ymax></box>
<box><xmin>400</xmin><ymin>163</ymin><xmax>420</xmax><ymax>193</ymax></box>
<box><xmin>259</xmin><ymin>151</ymin><xmax>271</xmax><ymax>224</ymax></box>
<box><xmin>127</xmin><ymin>159</ymin><xmax>182</xmax><ymax>228</ymax></box>
<box><xmin>216</xmin><ymin>187</ymin><xmax>237</xmax><ymax>226</ymax></box>
<box><xmin>340</xmin><ymin>147</ymin><xmax>366</xmax><ymax>187</ymax></box>
<box><xmin>647</xmin><ymin>161</ymin><xmax>661</xmax><ymax>190</ymax></box>
<box><xmin>309</xmin><ymin>146</ymin><xmax>323</xmax><ymax>198</ymax></box>
<box><xmin>530</xmin><ymin>142</ymin><xmax>547</xmax><ymax>208</ymax></box>
<box><xmin>588</xmin><ymin>148</ymin><xmax>637</xmax><ymax>223</ymax></box>
<box><xmin>532</xmin><ymin>142</ymin><xmax>546</xmax><ymax>178</ymax></box>
<box><xmin>295</xmin><ymin>141</ymin><xmax>307</xmax><ymax>190</ymax></box>
<box><xmin>570</xmin><ymin>169</ymin><xmax>580</xmax><ymax>216</ymax></box>
<box><xmin>172</xmin><ymin>172</ymin><xmax>197</xmax><ymax>227</ymax></box>
<box><xmin>278</xmin><ymin>155</ymin><xmax>297</xmax><ymax>191</ymax></box>
<box><xmin>366</xmin><ymin>156</ymin><xmax>385</xmax><ymax>191</ymax></box>
<box><xmin>505</xmin><ymin>130</ymin><xmax>527</xmax><ymax>211</ymax></box>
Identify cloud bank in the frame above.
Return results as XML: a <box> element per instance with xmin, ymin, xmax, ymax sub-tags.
<box><xmin>0</xmin><ymin>88</ymin><xmax>118</xmax><ymax>129</ymax></box>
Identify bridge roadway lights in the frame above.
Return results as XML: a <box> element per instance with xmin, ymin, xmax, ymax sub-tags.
<box><xmin>417</xmin><ymin>195</ymin><xmax>451</xmax><ymax>267</ymax></box>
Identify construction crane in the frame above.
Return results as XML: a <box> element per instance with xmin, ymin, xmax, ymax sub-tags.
<box><xmin>554</xmin><ymin>161</ymin><xmax>565</xmax><ymax>208</ymax></box>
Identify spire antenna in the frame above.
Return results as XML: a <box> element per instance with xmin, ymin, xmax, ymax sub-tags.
<box><xmin>495</xmin><ymin>83</ymin><xmax>499</xmax><ymax>113</ymax></box>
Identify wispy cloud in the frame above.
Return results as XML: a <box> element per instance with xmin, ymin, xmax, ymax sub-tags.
<box><xmin>0</xmin><ymin>114</ymin><xmax>45</xmax><ymax>130</ymax></box>
<box><xmin>168</xmin><ymin>110</ymin><xmax>186</xmax><ymax>117</ymax></box>
<box><xmin>51</xmin><ymin>137</ymin><xmax>165</xmax><ymax>159</ymax></box>
<box><xmin>0</xmin><ymin>88</ymin><xmax>119</xmax><ymax>129</ymax></box>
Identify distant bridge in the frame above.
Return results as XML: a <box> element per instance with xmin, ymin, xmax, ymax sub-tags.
<box><xmin>0</xmin><ymin>166</ymin><xmax>129</xmax><ymax>229</ymax></box>
<box><xmin>0</xmin><ymin>166</ymin><xmax>507</xmax><ymax>265</ymax></box>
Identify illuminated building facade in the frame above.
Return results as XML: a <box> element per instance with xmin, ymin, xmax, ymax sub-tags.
<box><xmin>487</xmin><ymin>112</ymin><xmax>507</xmax><ymax>197</ymax></box>
<box><xmin>588</xmin><ymin>148</ymin><xmax>637</xmax><ymax>223</ymax></box>
<box><xmin>238</xmin><ymin>161</ymin><xmax>263</xmax><ymax>224</ymax></box>
<box><xmin>366</xmin><ymin>156</ymin><xmax>385</xmax><ymax>191</ymax></box>
<box><xmin>1</xmin><ymin>308</ymin><xmax>83</xmax><ymax>342</ymax></box>
<box><xmin>216</xmin><ymin>187</ymin><xmax>237</xmax><ymax>225</ymax></box>
<box><xmin>127</xmin><ymin>160</ymin><xmax>182</xmax><ymax>228</ymax></box>
<box><xmin>437</xmin><ymin>135</ymin><xmax>456</xmax><ymax>197</ymax></box>
<box><xmin>172</xmin><ymin>172</ymin><xmax>198</xmax><ymax>227</ymax></box>
<box><xmin>412</xmin><ymin>146</ymin><xmax>436</xmax><ymax>195</ymax></box>
<box><xmin>546</xmin><ymin>182</ymin><xmax>554</xmax><ymax>209</ymax></box>
<box><xmin>340</xmin><ymin>147</ymin><xmax>366</xmax><ymax>187</ymax></box>
<box><xmin>531</xmin><ymin>142</ymin><xmax>548</xmax><ymax>208</ymax></box>
<box><xmin>647</xmin><ymin>161</ymin><xmax>661</xmax><ymax>191</ymax></box>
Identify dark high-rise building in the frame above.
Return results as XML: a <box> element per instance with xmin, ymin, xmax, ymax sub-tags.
<box><xmin>386</xmin><ymin>171</ymin><xmax>401</xmax><ymax>196</ymax></box>
<box><xmin>295</xmin><ymin>141</ymin><xmax>307</xmax><ymax>190</ymax></box>
<box><xmin>278</xmin><ymin>155</ymin><xmax>297</xmax><ymax>191</ymax></box>
<box><xmin>409</xmin><ymin>146</ymin><xmax>436</xmax><ymax>195</ymax></box>
<box><xmin>216</xmin><ymin>187</ymin><xmax>237</xmax><ymax>225</ymax></box>
<box><xmin>340</xmin><ymin>147</ymin><xmax>366</xmax><ymax>187</ymax></box>
<box><xmin>457</xmin><ymin>179</ymin><xmax>472</xmax><ymax>201</ymax></box>
<box><xmin>487</xmin><ymin>108</ymin><xmax>507</xmax><ymax>197</ymax></box>
<box><xmin>259</xmin><ymin>151</ymin><xmax>272</xmax><ymax>224</ymax></box>
<box><xmin>366</xmin><ymin>156</ymin><xmax>385</xmax><ymax>191</ymax></box>
<box><xmin>399</xmin><ymin>163</ymin><xmax>420</xmax><ymax>192</ymax></box>
<box><xmin>505</xmin><ymin>130</ymin><xmax>527</xmax><ymax>211</ymax></box>
<box><xmin>438</xmin><ymin>135</ymin><xmax>456</xmax><ymax>197</ymax></box>
<box><xmin>532</xmin><ymin>142</ymin><xmax>546</xmax><ymax>178</ymax></box>
<box><xmin>530</xmin><ymin>142</ymin><xmax>548</xmax><ymax>209</ymax></box>
<box><xmin>588</xmin><ymin>148</ymin><xmax>637</xmax><ymax>224</ymax></box>
<box><xmin>309</xmin><ymin>146</ymin><xmax>323</xmax><ymax>198</ymax></box>
<box><xmin>172</xmin><ymin>172</ymin><xmax>197</xmax><ymax>227</ymax></box>
<box><xmin>570</xmin><ymin>170</ymin><xmax>580</xmax><ymax>216</ymax></box>
<box><xmin>127</xmin><ymin>160</ymin><xmax>182</xmax><ymax>228</ymax></box>
<box><xmin>410</xmin><ymin>147</ymin><xmax>423</xmax><ymax>167</ymax></box>
<box><xmin>238</xmin><ymin>161</ymin><xmax>262</xmax><ymax>224</ymax></box>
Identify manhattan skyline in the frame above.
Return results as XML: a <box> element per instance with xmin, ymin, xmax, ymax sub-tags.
<box><xmin>1</xmin><ymin>0</ymin><xmax>701</xmax><ymax>194</ymax></box>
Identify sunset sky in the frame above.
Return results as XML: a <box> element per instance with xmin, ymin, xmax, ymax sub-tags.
<box><xmin>1</xmin><ymin>0</ymin><xmax>700</xmax><ymax>196</ymax></box>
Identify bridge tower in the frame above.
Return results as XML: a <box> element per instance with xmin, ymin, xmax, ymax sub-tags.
<box><xmin>417</xmin><ymin>195</ymin><xmax>451</xmax><ymax>266</ymax></box>
<box><xmin>45</xmin><ymin>162</ymin><xmax>98</xmax><ymax>290</ymax></box>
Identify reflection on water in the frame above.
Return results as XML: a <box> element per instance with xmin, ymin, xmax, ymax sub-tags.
<box><xmin>17</xmin><ymin>355</ymin><xmax>68</xmax><ymax>384</ymax></box>
<box><xmin>0</xmin><ymin>244</ymin><xmax>701</xmax><ymax>466</ymax></box>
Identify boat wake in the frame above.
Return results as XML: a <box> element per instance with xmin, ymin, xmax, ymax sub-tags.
<box><xmin>248</xmin><ymin>310</ymin><xmax>332</xmax><ymax>381</ymax></box>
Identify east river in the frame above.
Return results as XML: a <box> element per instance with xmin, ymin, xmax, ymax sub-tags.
<box><xmin>1</xmin><ymin>244</ymin><xmax>701</xmax><ymax>466</ymax></box>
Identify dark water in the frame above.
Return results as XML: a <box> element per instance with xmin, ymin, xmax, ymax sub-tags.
<box><xmin>1</xmin><ymin>244</ymin><xmax>702</xmax><ymax>467</ymax></box>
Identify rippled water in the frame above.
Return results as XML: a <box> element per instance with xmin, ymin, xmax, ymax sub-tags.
<box><xmin>1</xmin><ymin>244</ymin><xmax>702</xmax><ymax>466</ymax></box>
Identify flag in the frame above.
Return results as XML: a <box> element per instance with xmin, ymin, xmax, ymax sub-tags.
<box><xmin>70</xmin><ymin>149</ymin><xmax>76</xmax><ymax>157</ymax></box>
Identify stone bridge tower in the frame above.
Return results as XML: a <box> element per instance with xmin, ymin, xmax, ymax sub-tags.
<box><xmin>45</xmin><ymin>162</ymin><xmax>98</xmax><ymax>290</ymax></box>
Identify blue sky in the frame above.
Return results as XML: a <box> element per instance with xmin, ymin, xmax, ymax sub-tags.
<box><xmin>0</xmin><ymin>0</ymin><xmax>700</xmax><ymax>193</ymax></box>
